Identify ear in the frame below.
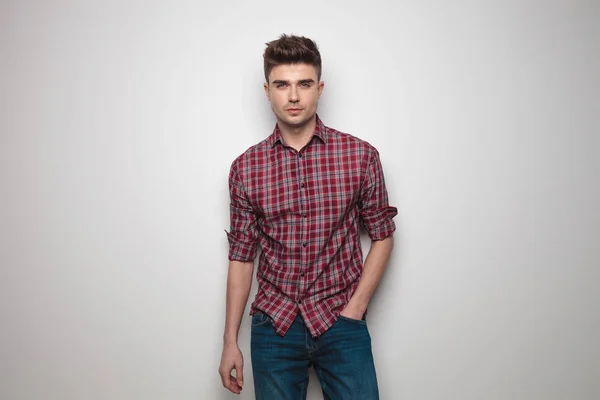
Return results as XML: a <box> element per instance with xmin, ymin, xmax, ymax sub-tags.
<box><xmin>263</xmin><ymin>82</ymin><xmax>271</xmax><ymax>101</ymax></box>
<box><xmin>317</xmin><ymin>81</ymin><xmax>325</xmax><ymax>99</ymax></box>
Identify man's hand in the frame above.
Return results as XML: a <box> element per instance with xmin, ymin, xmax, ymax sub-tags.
<box><xmin>219</xmin><ymin>343</ymin><xmax>244</xmax><ymax>394</ymax></box>
<box><xmin>340</xmin><ymin>303</ymin><xmax>366</xmax><ymax>321</ymax></box>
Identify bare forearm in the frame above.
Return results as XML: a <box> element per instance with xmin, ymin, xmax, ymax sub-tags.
<box><xmin>223</xmin><ymin>260</ymin><xmax>254</xmax><ymax>344</ymax></box>
<box><xmin>346</xmin><ymin>235</ymin><xmax>394</xmax><ymax>315</ymax></box>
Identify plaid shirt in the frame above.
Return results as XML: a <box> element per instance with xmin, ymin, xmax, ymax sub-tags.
<box><xmin>226</xmin><ymin>115</ymin><xmax>397</xmax><ymax>337</ymax></box>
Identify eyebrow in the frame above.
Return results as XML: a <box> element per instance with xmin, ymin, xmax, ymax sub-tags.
<box><xmin>272</xmin><ymin>79</ymin><xmax>316</xmax><ymax>85</ymax></box>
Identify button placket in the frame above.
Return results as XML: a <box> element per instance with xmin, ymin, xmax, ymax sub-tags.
<box><xmin>297</xmin><ymin>150</ymin><xmax>309</xmax><ymax>299</ymax></box>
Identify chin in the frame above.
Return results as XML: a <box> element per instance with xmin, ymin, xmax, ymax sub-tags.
<box><xmin>287</xmin><ymin>118</ymin><xmax>309</xmax><ymax>127</ymax></box>
<box><xmin>283</xmin><ymin>113</ymin><xmax>313</xmax><ymax>126</ymax></box>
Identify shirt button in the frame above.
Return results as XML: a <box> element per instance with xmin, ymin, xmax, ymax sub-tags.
<box><xmin>302</xmin><ymin>242</ymin><xmax>307</xmax><ymax>247</ymax></box>
<box><xmin>300</xmin><ymin>183</ymin><xmax>305</xmax><ymax>188</ymax></box>
<box><xmin>297</xmin><ymin>300</ymin><xmax>302</xmax><ymax>305</ymax></box>
<box><xmin>300</xmin><ymin>272</ymin><xmax>305</xmax><ymax>277</ymax></box>
<box><xmin>302</xmin><ymin>213</ymin><xmax>307</xmax><ymax>218</ymax></box>
<box><xmin>298</xmin><ymin>153</ymin><xmax>302</xmax><ymax>158</ymax></box>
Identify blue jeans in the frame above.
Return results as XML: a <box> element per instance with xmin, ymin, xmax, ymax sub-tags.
<box><xmin>251</xmin><ymin>312</ymin><xmax>379</xmax><ymax>399</ymax></box>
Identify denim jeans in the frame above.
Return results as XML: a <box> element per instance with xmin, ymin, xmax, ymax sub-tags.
<box><xmin>250</xmin><ymin>312</ymin><xmax>379</xmax><ymax>400</ymax></box>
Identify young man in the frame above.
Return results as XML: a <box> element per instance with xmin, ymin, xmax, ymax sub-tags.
<box><xmin>218</xmin><ymin>34</ymin><xmax>397</xmax><ymax>399</ymax></box>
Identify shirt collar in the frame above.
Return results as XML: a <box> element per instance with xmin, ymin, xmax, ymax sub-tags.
<box><xmin>268</xmin><ymin>114</ymin><xmax>327</xmax><ymax>148</ymax></box>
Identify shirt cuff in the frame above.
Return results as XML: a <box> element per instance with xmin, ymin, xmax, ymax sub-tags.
<box><xmin>226</xmin><ymin>230</ymin><xmax>257</xmax><ymax>261</ymax></box>
<box><xmin>363</xmin><ymin>207</ymin><xmax>398</xmax><ymax>240</ymax></box>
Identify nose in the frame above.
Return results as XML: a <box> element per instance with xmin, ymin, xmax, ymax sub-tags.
<box><xmin>289</xmin><ymin>85</ymin><xmax>299</xmax><ymax>103</ymax></box>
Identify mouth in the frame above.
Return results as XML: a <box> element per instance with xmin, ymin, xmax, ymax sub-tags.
<box><xmin>286</xmin><ymin>108</ymin><xmax>302</xmax><ymax>113</ymax></box>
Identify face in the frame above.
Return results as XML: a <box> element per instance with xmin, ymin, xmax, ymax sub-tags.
<box><xmin>264</xmin><ymin>63</ymin><xmax>324</xmax><ymax>130</ymax></box>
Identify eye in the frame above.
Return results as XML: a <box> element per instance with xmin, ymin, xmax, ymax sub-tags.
<box><xmin>300</xmin><ymin>82</ymin><xmax>311</xmax><ymax>87</ymax></box>
<box><xmin>276</xmin><ymin>83</ymin><xmax>287</xmax><ymax>88</ymax></box>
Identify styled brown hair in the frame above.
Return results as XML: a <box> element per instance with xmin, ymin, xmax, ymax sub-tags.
<box><xmin>263</xmin><ymin>34</ymin><xmax>322</xmax><ymax>83</ymax></box>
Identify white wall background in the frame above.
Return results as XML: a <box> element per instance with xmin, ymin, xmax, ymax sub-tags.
<box><xmin>1</xmin><ymin>0</ymin><xmax>599</xmax><ymax>399</ymax></box>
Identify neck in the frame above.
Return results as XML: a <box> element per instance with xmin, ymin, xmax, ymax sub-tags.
<box><xmin>278</xmin><ymin>115</ymin><xmax>317</xmax><ymax>151</ymax></box>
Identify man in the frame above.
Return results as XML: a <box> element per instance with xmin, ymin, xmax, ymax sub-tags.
<box><xmin>218</xmin><ymin>34</ymin><xmax>397</xmax><ymax>399</ymax></box>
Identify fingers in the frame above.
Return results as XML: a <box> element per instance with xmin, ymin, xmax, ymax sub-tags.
<box><xmin>235</xmin><ymin>361</ymin><xmax>244</xmax><ymax>388</ymax></box>
<box><xmin>229</xmin><ymin>374</ymin><xmax>242</xmax><ymax>394</ymax></box>
<box><xmin>219</xmin><ymin>367</ymin><xmax>242</xmax><ymax>394</ymax></box>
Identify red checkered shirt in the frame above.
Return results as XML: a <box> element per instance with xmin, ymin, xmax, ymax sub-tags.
<box><xmin>226</xmin><ymin>115</ymin><xmax>397</xmax><ymax>337</ymax></box>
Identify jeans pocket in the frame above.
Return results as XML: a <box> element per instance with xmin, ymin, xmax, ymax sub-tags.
<box><xmin>337</xmin><ymin>314</ymin><xmax>367</xmax><ymax>326</ymax></box>
<box><xmin>251</xmin><ymin>311</ymin><xmax>271</xmax><ymax>327</ymax></box>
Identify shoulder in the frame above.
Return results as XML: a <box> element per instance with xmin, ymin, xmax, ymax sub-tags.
<box><xmin>229</xmin><ymin>138</ymin><xmax>271</xmax><ymax>175</ymax></box>
<box><xmin>325</xmin><ymin>126</ymin><xmax>380</xmax><ymax>160</ymax></box>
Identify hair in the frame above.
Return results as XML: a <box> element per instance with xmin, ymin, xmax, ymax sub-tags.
<box><xmin>263</xmin><ymin>34</ymin><xmax>322</xmax><ymax>83</ymax></box>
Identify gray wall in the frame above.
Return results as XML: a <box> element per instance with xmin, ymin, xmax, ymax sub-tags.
<box><xmin>1</xmin><ymin>0</ymin><xmax>599</xmax><ymax>399</ymax></box>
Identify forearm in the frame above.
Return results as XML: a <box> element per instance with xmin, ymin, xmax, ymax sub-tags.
<box><xmin>346</xmin><ymin>235</ymin><xmax>394</xmax><ymax>315</ymax></box>
<box><xmin>223</xmin><ymin>260</ymin><xmax>254</xmax><ymax>345</ymax></box>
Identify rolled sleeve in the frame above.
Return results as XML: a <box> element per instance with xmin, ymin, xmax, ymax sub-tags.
<box><xmin>359</xmin><ymin>151</ymin><xmax>398</xmax><ymax>240</ymax></box>
<box><xmin>226</xmin><ymin>165</ymin><xmax>259</xmax><ymax>261</ymax></box>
